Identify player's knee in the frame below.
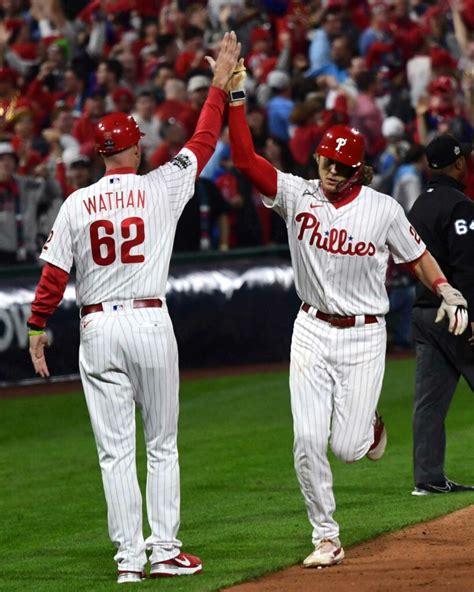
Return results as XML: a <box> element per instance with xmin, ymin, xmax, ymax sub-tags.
<box><xmin>330</xmin><ymin>440</ymin><xmax>365</xmax><ymax>464</ymax></box>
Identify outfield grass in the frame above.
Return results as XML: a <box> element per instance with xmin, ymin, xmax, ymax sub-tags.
<box><xmin>0</xmin><ymin>359</ymin><xmax>473</xmax><ymax>592</ymax></box>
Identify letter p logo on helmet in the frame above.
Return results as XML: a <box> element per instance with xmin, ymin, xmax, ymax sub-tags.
<box><xmin>316</xmin><ymin>125</ymin><xmax>365</xmax><ymax>168</ymax></box>
<box><xmin>335</xmin><ymin>137</ymin><xmax>348</xmax><ymax>152</ymax></box>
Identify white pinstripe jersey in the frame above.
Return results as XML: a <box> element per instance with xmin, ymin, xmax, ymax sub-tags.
<box><xmin>265</xmin><ymin>172</ymin><xmax>426</xmax><ymax>316</ymax></box>
<box><xmin>40</xmin><ymin>148</ymin><xmax>197</xmax><ymax>306</ymax></box>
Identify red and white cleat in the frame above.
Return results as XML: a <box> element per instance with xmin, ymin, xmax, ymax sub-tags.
<box><xmin>367</xmin><ymin>411</ymin><xmax>387</xmax><ymax>461</ymax></box>
<box><xmin>303</xmin><ymin>539</ymin><xmax>345</xmax><ymax>567</ymax></box>
<box><xmin>150</xmin><ymin>552</ymin><xmax>202</xmax><ymax>578</ymax></box>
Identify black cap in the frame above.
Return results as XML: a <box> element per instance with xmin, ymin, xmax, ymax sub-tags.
<box><xmin>425</xmin><ymin>134</ymin><xmax>472</xmax><ymax>169</ymax></box>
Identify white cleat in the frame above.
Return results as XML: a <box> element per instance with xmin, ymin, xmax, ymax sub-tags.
<box><xmin>117</xmin><ymin>570</ymin><xmax>145</xmax><ymax>584</ymax></box>
<box><xmin>303</xmin><ymin>539</ymin><xmax>345</xmax><ymax>568</ymax></box>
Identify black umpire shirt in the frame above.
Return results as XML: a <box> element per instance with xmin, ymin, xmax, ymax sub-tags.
<box><xmin>408</xmin><ymin>174</ymin><xmax>474</xmax><ymax>321</ymax></box>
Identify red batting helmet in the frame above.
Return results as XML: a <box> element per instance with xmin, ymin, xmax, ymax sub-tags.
<box><xmin>316</xmin><ymin>125</ymin><xmax>365</xmax><ymax>168</ymax></box>
<box><xmin>95</xmin><ymin>112</ymin><xmax>145</xmax><ymax>155</ymax></box>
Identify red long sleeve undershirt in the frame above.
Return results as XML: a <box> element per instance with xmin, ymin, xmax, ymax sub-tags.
<box><xmin>228</xmin><ymin>103</ymin><xmax>278</xmax><ymax>197</ymax></box>
<box><xmin>28</xmin><ymin>263</ymin><xmax>70</xmax><ymax>328</ymax></box>
<box><xmin>185</xmin><ymin>86</ymin><xmax>228</xmax><ymax>177</ymax></box>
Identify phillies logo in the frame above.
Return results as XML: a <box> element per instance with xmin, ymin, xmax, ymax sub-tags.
<box><xmin>335</xmin><ymin>137</ymin><xmax>347</xmax><ymax>152</ymax></box>
<box><xmin>295</xmin><ymin>212</ymin><xmax>376</xmax><ymax>256</ymax></box>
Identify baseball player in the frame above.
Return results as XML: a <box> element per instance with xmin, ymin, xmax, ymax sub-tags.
<box><xmin>223</xmin><ymin>61</ymin><xmax>469</xmax><ymax>567</ymax></box>
<box><xmin>27</xmin><ymin>32</ymin><xmax>241</xmax><ymax>584</ymax></box>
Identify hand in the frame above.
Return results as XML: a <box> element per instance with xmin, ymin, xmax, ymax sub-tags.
<box><xmin>204</xmin><ymin>31</ymin><xmax>241</xmax><ymax>91</ymax></box>
<box><xmin>279</xmin><ymin>31</ymin><xmax>291</xmax><ymax>48</ymax></box>
<box><xmin>38</xmin><ymin>61</ymin><xmax>54</xmax><ymax>82</ymax></box>
<box><xmin>469</xmin><ymin>322</ymin><xmax>474</xmax><ymax>346</ymax></box>
<box><xmin>206</xmin><ymin>56</ymin><xmax>246</xmax><ymax>93</ymax></box>
<box><xmin>416</xmin><ymin>95</ymin><xmax>430</xmax><ymax>117</ymax></box>
<box><xmin>435</xmin><ymin>284</ymin><xmax>469</xmax><ymax>335</ymax></box>
<box><xmin>29</xmin><ymin>332</ymin><xmax>50</xmax><ymax>378</ymax></box>
<box><xmin>449</xmin><ymin>0</ymin><xmax>462</xmax><ymax>12</ymax></box>
<box><xmin>42</xmin><ymin>128</ymin><xmax>61</xmax><ymax>144</ymax></box>
<box><xmin>228</xmin><ymin>57</ymin><xmax>246</xmax><ymax>92</ymax></box>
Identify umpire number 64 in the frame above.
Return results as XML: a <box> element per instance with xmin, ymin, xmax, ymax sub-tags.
<box><xmin>454</xmin><ymin>219</ymin><xmax>474</xmax><ymax>235</ymax></box>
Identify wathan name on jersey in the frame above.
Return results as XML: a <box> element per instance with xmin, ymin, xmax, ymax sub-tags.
<box><xmin>82</xmin><ymin>189</ymin><xmax>146</xmax><ymax>215</ymax></box>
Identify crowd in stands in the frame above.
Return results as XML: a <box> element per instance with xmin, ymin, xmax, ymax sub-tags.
<box><xmin>1</xmin><ymin>0</ymin><xmax>473</xmax><ymax>344</ymax></box>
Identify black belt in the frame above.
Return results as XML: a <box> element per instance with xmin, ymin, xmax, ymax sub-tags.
<box><xmin>301</xmin><ymin>303</ymin><xmax>378</xmax><ymax>328</ymax></box>
<box><xmin>80</xmin><ymin>298</ymin><xmax>163</xmax><ymax>318</ymax></box>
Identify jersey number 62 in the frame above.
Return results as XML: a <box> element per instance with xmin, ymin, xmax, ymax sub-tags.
<box><xmin>90</xmin><ymin>217</ymin><xmax>145</xmax><ymax>266</ymax></box>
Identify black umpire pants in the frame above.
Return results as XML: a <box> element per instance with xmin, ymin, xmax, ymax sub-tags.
<box><xmin>412</xmin><ymin>307</ymin><xmax>474</xmax><ymax>484</ymax></box>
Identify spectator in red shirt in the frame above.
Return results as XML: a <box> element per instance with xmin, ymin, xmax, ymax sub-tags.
<box><xmin>27</xmin><ymin>64</ymin><xmax>87</xmax><ymax>120</ymax></box>
<box><xmin>387</xmin><ymin>0</ymin><xmax>423</xmax><ymax>62</ymax></box>
<box><xmin>72</xmin><ymin>91</ymin><xmax>106</xmax><ymax>152</ymax></box>
<box><xmin>174</xmin><ymin>26</ymin><xmax>209</xmax><ymax>78</ymax></box>
<box><xmin>149</xmin><ymin>118</ymin><xmax>186</xmax><ymax>168</ymax></box>
<box><xmin>111</xmin><ymin>87</ymin><xmax>135</xmax><ymax>114</ymax></box>
<box><xmin>180</xmin><ymin>75</ymin><xmax>212</xmax><ymax>138</ymax></box>
<box><xmin>155</xmin><ymin>77</ymin><xmax>189</xmax><ymax>123</ymax></box>
<box><xmin>247</xmin><ymin>26</ymin><xmax>274</xmax><ymax>83</ymax></box>
<box><xmin>56</xmin><ymin>151</ymin><xmax>94</xmax><ymax>197</ymax></box>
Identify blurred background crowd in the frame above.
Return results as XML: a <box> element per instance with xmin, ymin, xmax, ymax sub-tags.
<box><xmin>1</xmin><ymin>0</ymin><xmax>473</xmax><ymax>349</ymax></box>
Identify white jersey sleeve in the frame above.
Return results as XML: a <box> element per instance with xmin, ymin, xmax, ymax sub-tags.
<box><xmin>39</xmin><ymin>199</ymin><xmax>73</xmax><ymax>272</ymax></box>
<box><xmin>386</xmin><ymin>202</ymin><xmax>426</xmax><ymax>263</ymax></box>
<box><xmin>263</xmin><ymin>169</ymin><xmax>305</xmax><ymax>223</ymax></box>
<box><xmin>146</xmin><ymin>147</ymin><xmax>198</xmax><ymax>219</ymax></box>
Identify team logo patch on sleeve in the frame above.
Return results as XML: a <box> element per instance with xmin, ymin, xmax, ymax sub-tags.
<box><xmin>171</xmin><ymin>154</ymin><xmax>192</xmax><ymax>170</ymax></box>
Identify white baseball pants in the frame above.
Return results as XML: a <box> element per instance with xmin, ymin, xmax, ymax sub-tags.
<box><xmin>289</xmin><ymin>309</ymin><xmax>386</xmax><ymax>545</ymax></box>
<box><xmin>79</xmin><ymin>301</ymin><xmax>182</xmax><ymax>572</ymax></box>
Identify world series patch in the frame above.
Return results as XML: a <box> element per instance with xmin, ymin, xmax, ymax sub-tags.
<box><xmin>171</xmin><ymin>154</ymin><xmax>192</xmax><ymax>170</ymax></box>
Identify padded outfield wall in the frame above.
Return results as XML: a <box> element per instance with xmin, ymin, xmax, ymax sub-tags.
<box><xmin>0</xmin><ymin>247</ymin><xmax>299</xmax><ymax>386</ymax></box>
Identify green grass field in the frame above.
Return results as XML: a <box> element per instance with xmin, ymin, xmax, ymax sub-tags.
<box><xmin>1</xmin><ymin>358</ymin><xmax>473</xmax><ymax>592</ymax></box>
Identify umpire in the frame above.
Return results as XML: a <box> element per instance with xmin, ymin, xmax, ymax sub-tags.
<box><xmin>408</xmin><ymin>134</ymin><xmax>474</xmax><ymax>496</ymax></box>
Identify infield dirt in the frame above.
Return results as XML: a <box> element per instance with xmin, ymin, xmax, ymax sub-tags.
<box><xmin>225</xmin><ymin>504</ymin><xmax>474</xmax><ymax>592</ymax></box>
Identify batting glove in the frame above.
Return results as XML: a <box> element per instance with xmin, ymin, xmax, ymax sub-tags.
<box><xmin>435</xmin><ymin>284</ymin><xmax>469</xmax><ymax>335</ymax></box>
<box><xmin>228</xmin><ymin>58</ymin><xmax>246</xmax><ymax>101</ymax></box>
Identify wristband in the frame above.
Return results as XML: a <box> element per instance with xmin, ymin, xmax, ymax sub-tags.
<box><xmin>28</xmin><ymin>329</ymin><xmax>45</xmax><ymax>337</ymax></box>
<box><xmin>432</xmin><ymin>277</ymin><xmax>448</xmax><ymax>293</ymax></box>
<box><xmin>229</xmin><ymin>89</ymin><xmax>246</xmax><ymax>102</ymax></box>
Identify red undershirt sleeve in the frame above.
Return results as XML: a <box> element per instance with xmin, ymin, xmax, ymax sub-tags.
<box><xmin>228</xmin><ymin>103</ymin><xmax>278</xmax><ymax>197</ymax></box>
<box><xmin>28</xmin><ymin>263</ymin><xmax>70</xmax><ymax>328</ymax></box>
<box><xmin>405</xmin><ymin>249</ymin><xmax>427</xmax><ymax>274</ymax></box>
<box><xmin>184</xmin><ymin>86</ymin><xmax>227</xmax><ymax>177</ymax></box>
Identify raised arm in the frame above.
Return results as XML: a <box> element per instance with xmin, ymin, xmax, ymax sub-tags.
<box><xmin>184</xmin><ymin>31</ymin><xmax>241</xmax><ymax>177</ymax></box>
<box><xmin>228</xmin><ymin>100</ymin><xmax>278</xmax><ymax>197</ymax></box>
<box><xmin>225</xmin><ymin>60</ymin><xmax>278</xmax><ymax>198</ymax></box>
<box><xmin>202</xmin><ymin>55</ymin><xmax>278</xmax><ymax>197</ymax></box>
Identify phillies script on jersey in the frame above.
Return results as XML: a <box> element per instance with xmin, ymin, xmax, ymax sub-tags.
<box><xmin>263</xmin><ymin>172</ymin><xmax>426</xmax><ymax>316</ymax></box>
<box><xmin>295</xmin><ymin>212</ymin><xmax>376</xmax><ymax>256</ymax></box>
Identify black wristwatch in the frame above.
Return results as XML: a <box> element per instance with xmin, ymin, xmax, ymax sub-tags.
<box><xmin>229</xmin><ymin>89</ymin><xmax>246</xmax><ymax>102</ymax></box>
